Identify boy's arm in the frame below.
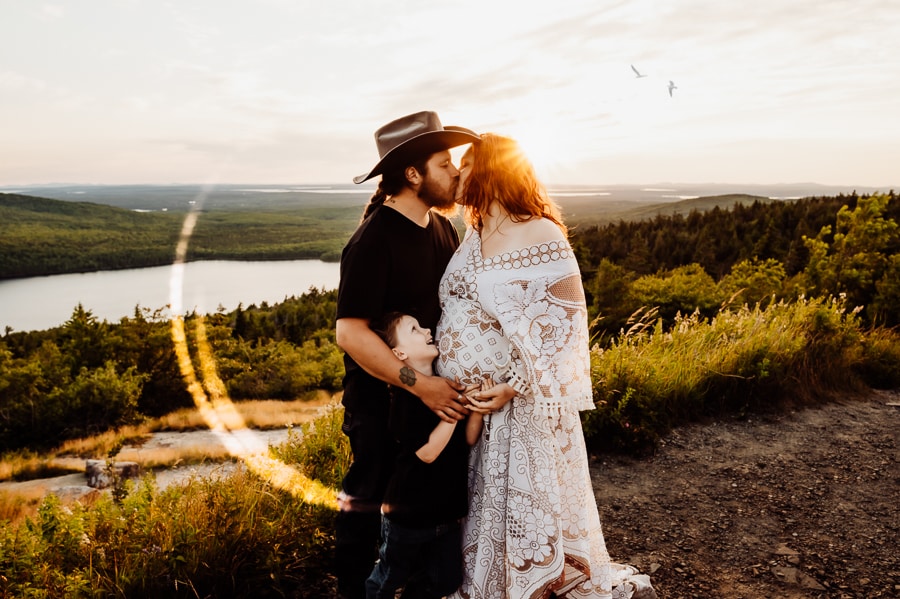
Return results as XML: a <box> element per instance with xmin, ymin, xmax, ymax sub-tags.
<box><xmin>465</xmin><ymin>412</ymin><xmax>484</xmax><ymax>446</ymax></box>
<box><xmin>415</xmin><ymin>420</ymin><xmax>457</xmax><ymax>464</ymax></box>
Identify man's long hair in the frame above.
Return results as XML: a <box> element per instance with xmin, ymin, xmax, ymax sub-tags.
<box><xmin>360</xmin><ymin>155</ymin><xmax>429</xmax><ymax>221</ymax></box>
<box><xmin>462</xmin><ymin>133</ymin><xmax>566</xmax><ymax>235</ymax></box>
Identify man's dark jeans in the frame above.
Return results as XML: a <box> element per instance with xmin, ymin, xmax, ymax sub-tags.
<box><xmin>335</xmin><ymin>407</ymin><xmax>397</xmax><ymax>599</ymax></box>
<box><xmin>336</xmin><ymin>510</ymin><xmax>382</xmax><ymax>599</ymax></box>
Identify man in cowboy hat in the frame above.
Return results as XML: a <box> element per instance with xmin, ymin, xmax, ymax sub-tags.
<box><xmin>334</xmin><ymin>111</ymin><xmax>479</xmax><ymax>599</ymax></box>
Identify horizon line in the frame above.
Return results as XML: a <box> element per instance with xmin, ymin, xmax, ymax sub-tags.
<box><xmin>1</xmin><ymin>181</ymin><xmax>897</xmax><ymax>190</ymax></box>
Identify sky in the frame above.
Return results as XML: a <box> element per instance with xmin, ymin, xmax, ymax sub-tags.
<box><xmin>1</xmin><ymin>0</ymin><xmax>899</xmax><ymax>188</ymax></box>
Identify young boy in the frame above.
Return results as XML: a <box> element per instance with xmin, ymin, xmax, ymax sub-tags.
<box><xmin>365</xmin><ymin>312</ymin><xmax>484</xmax><ymax>599</ymax></box>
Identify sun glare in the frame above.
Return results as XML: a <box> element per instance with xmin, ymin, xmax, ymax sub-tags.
<box><xmin>500</xmin><ymin>120</ymin><xmax>572</xmax><ymax>183</ymax></box>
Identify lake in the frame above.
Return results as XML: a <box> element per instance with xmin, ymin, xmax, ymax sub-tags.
<box><xmin>0</xmin><ymin>260</ymin><xmax>341</xmax><ymax>333</ymax></box>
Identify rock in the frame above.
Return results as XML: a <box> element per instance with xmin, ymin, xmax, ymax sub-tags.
<box><xmin>85</xmin><ymin>460</ymin><xmax>141</xmax><ymax>489</ymax></box>
<box><xmin>771</xmin><ymin>566</ymin><xmax>826</xmax><ymax>591</ymax></box>
<box><xmin>773</xmin><ymin>543</ymin><xmax>800</xmax><ymax>556</ymax></box>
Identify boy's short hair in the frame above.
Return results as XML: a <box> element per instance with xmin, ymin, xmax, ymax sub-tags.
<box><xmin>370</xmin><ymin>311</ymin><xmax>406</xmax><ymax>349</ymax></box>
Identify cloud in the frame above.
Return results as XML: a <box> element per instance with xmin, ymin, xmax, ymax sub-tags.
<box><xmin>40</xmin><ymin>4</ymin><xmax>65</xmax><ymax>19</ymax></box>
<box><xmin>0</xmin><ymin>70</ymin><xmax>49</xmax><ymax>92</ymax></box>
<box><xmin>3</xmin><ymin>0</ymin><xmax>899</xmax><ymax>186</ymax></box>
<box><xmin>163</xmin><ymin>2</ymin><xmax>222</xmax><ymax>55</ymax></box>
<box><xmin>389</xmin><ymin>68</ymin><xmax>542</xmax><ymax>115</ymax></box>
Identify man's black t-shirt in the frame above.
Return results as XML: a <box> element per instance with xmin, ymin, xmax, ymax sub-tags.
<box><xmin>382</xmin><ymin>387</ymin><xmax>470</xmax><ymax>527</ymax></box>
<box><xmin>336</xmin><ymin>205</ymin><xmax>459</xmax><ymax>414</ymax></box>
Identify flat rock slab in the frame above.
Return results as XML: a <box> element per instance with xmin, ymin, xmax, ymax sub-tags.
<box><xmin>85</xmin><ymin>460</ymin><xmax>141</xmax><ymax>489</ymax></box>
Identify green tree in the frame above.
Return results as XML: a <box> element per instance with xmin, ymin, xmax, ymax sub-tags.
<box><xmin>111</xmin><ymin>306</ymin><xmax>192</xmax><ymax>416</ymax></box>
<box><xmin>586</xmin><ymin>259</ymin><xmax>635</xmax><ymax>338</ymax></box>
<box><xmin>0</xmin><ymin>341</ymin><xmax>71</xmax><ymax>449</ymax></box>
<box><xmin>59</xmin><ymin>304</ymin><xmax>110</xmax><ymax>373</ymax></box>
<box><xmin>802</xmin><ymin>194</ymin><xmax>898</xmax><ymax>319</ymax></box>
<box><xmin>871</xmin><ymin>254</ymin><xmax>900</xmax><ymax>327</ymax></box>
<box><xmin>718</xmin><ymin>258</ymin><xmax>786</xmax><ymax>308</ymax></box>
<box><xmin>49</xmin><ymin>361</ymin><xmax>145</xmax><ymax>438</ymax></box>
<box><xmin>629</xmin><ymin>264</ymin><xmax>722</xmax><ymax>324</ymax></box>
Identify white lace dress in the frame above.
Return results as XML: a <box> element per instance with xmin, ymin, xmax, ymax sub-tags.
<box><xmin>436</xmin><ymin>230</ymin><xmax>653</xmax><ymax>599</ymax></box>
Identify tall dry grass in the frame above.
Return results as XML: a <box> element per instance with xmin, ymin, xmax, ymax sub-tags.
<box><xmin>152</xmin><ymin>391</ymin><xmax>336</xmax><ymax>431</ymax></box>
<box><xmin>583</xmin><ymin>295</ymin><xmax>895</xmax><ymax>452</ymax></box>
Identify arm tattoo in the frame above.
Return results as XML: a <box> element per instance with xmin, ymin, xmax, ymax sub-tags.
<box><xmin>399</xmin><ymin>365</ymin><xmax>417</xmax><ymax>387</ymax></box>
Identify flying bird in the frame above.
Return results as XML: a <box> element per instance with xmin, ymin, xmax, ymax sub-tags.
<box><xmin>668</xmin><ymin>80</ymin><xmax>677</xmax><ymax>96</ymax></box>
<box><xmin>631</xmin><ymin>64</ymin><xmax>647</xmax><ymax>78</ymax></box>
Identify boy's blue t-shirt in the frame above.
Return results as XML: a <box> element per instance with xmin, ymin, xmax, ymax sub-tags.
<box><xmin>382</xmin><ymin>386</ymin><xmax>470</xmax><ymax>527</ymax></box>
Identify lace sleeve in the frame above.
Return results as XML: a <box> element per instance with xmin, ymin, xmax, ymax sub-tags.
<box><xmin>493</xmin><ymin>267</ymin><xmax>595</xmax><ymax>416</ymax></box>
<box><xmin>496</xmin><ymin>346</ymin><xmax>529</xmax><ymax>397</ymax></box>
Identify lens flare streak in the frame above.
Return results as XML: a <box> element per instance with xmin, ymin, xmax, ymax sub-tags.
<box><xmin>168</xmin><ymin>198</ymin><xmax>338</xmax><ymax>509</ymax></box>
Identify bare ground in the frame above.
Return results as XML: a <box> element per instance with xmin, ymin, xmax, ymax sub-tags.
<box><xmin>591</xmin><ymin>389</ymin><xmax>900</xmax><ymax>599</ymax></box>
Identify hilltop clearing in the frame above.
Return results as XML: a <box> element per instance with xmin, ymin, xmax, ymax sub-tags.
<box><xmin>0</xmin><ymin>391</ymin><xmax>896</xmax><ymax>597</ymax></box>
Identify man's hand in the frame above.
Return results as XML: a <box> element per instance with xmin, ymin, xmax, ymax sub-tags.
<box><xmin>414</xmin><ymin>374</ymin><xmax>469</xmax><ymax>423</ymax></box>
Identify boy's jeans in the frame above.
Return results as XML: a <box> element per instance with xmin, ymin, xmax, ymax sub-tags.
<box><xmin>365</xmin><ymin>516</ymin><xmax>463</xmax><ymax>599</ymax></box>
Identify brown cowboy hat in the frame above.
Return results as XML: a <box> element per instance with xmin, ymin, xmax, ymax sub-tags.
<box><xmin>353</xmin><ymin>111</ymin><xmax>480</xmax><ymax>184</ymax></box>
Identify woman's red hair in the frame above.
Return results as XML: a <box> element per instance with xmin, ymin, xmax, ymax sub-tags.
<box><xmin>462</xmin><ymin>133</ymin><xmax>566</xmax><ymax>235</ymax></box>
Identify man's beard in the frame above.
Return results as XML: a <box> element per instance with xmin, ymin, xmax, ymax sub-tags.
<box><xmin>418</xmin><ymin>174</ymin><xmax>457</xmax><ymax>211</ymax></box>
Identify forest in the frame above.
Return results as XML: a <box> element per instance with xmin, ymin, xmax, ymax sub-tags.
<box><xmin>1</xmin><ymin>190</ymin><xmax>897</xmax><ymax>454</ymax></box>
<box><xmin>576</xmin><ymin>191</ymin><xmax>900</xmax><ymax>333</ymax></box>
<box><xmin>4</xmin><ymin>187</ymin><xmax>884</xmax><ymax>280</ymax></box>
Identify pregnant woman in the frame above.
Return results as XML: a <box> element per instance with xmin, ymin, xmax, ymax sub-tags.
<box><xmin>436</xmin><ymin>133</ymin><xmax>655</xmax><ymax>599</ymax></box>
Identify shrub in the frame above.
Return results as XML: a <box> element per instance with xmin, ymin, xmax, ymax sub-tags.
<box><xmin>628</xmin><ymin>263</ymin><xmax>722</xmax><ymax>324</ymax></box>
<box><xmin>272</xmin><ymin>403</ymin><xmax>350</xmax><ymax>490</ymax></box>
<box><xmin>855</xmin><ymin>327</ymin><xmax>900</xmax><ymax>389</ymax></box>
<box><xmin>218</xmin><ymin>339</ymin><xmax>345</xmax><ymax>399</ymax></box>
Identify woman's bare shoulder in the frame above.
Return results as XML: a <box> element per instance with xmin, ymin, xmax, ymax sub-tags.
<box><xmin>512</xmin><ymin>216</ymin><xmax>566</xmax><ymax>246</ymax></box>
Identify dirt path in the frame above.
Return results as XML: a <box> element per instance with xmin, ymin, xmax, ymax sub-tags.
<box><xmin>591</xmin><ymin>389</ymin><xmax>900</xmax><ymax>599</ymax></box>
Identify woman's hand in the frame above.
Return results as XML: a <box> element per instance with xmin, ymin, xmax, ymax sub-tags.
<box><xmin>465</xmin><ymin>378</ymin><xmax>516</xmax><ymax>413</ymax></box>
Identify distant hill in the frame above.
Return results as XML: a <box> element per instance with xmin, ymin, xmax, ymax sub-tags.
<box><xmin>1</xmin><ymin>185</ymin><xmax>888</xmax><ymax>279</ymax></box>
<box><xmin>0</xmin><ymin>192</ymin><xmax>175</xmax><ymax>222</ymax></box>
<box><xmin>0</xmin><ymin>184</ymin><xmax>373</xmax><ymax>212</ymax></box>
<box><xmin>0</xmin><ymin>193</ymin><xmax>184</xmax><ymax>279</ymax></box>
<box><xmin>606</xmin><ymin>194</ymin><xmax>780</xmax><ymax>222</ymax></box>
<box><xmin>2</xmin><ymin>182</ymin><xmax>884</xmax><ymax>214</ymax></box>
<box><xmin>0</xmin><ymin>193</ymin><xmax>357</xmax><ymax>279</ymax></box>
